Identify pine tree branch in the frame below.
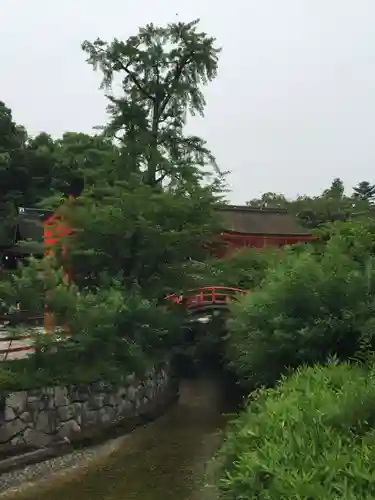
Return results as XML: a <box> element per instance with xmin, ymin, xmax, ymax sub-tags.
<box><xmin>94</xmin><ymin>44</ymin><xmax>154</xmax><ymax>101</ymax></box>
<box><xmin>159</xmin><ymin>55</ymin><xmax>192</xmax><ymax>117</ymax></box>
<box><xmin>116</xmin><ymin>60</ymin><xmax>154</xmax><ymax>101</ymax></box>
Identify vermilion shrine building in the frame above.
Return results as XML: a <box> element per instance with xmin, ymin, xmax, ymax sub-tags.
<box><xmin>214</xmin><ymin>205</ymin><xmax>313</xmax><ymax>256</ymax></box>
<box><xmin>0</xmin><ymin>204</ymin><xmax>314</xmax><ymax>266</ymax></box>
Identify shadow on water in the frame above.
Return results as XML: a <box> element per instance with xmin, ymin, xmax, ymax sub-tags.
<box><xmin>8</xmin><ymin>371</ymin><xmax>240</xmax><ymax>500</ymax></box>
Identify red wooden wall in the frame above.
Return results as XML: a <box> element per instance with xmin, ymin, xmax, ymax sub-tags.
<box><xmin>43</xmin><ymin>214</ymin><xmax>72</xmax><ymax>255</ymax></box>
<box><xmin>214</xmin><ymin>232</ymin><xmax>315</xmax><ymax>258</ymax></box>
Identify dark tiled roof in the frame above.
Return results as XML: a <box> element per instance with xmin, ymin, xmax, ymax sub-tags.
<box><xmin>16</xmin><ymin>208</ymin><xmax>51</xmax><ymax>243</ymax></box>
<box><xmin>217</xmin><ymin>205</ymin><xmax>312</xmax><ymax>236</ymax></box>
<box><xmin>0</xmin><ymin>220</ymin><xmax>16</xmax><ymax>248</ymax></box>
<box><xmin>1</xmin><ymin>208</ymin><xmax>52</xmax><ymax>255</ymax></box>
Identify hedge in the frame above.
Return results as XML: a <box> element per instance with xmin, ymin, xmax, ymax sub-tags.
<box><xmin>216</xmin><ymin>361</ymin><xmax>375</xmax><ymax>499</ymax></box>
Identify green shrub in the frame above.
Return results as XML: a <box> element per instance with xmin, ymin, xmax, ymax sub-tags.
<box><xmin>192</xmin><ymin>247</ymin><xmax>281</xmax><ymax>291</ymax></box>
<box><xmin>60</xmin><ymin>181</ymin><xmax>221</xmax><ymax>297</ymax></box>
<box><xmin>226</xmin><ymin>240</ymin><xmax>375</xmax><ymax>389</ymax></box>
<box><xmin>36</xmin><ymin>284</ymin><xmax>179</xmax><ymax>371</ymax></box>
<box><xmin>0</xmin><ymin>259</ymin><xmax>183</xmax><ymax>391</ymax></box>
<box><xmin>216</xmin><ymin>361</ymin><xmax>375</xmax><ymax>499</ymax></box>
<box><xmin>313</xmin><ymin>218</ymin><xmax>375</xmax><ymax>262</ymax></box>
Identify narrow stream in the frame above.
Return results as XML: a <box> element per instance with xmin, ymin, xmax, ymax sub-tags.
<box><xmin>9</xmin><ymin>374</ymin><xmax>237</xmax><ymax>500</ymax></box>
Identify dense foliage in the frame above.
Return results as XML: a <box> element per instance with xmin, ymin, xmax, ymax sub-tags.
<box><xmin>214</xmin><ymin>218</ymin><xmax>375</xmax><ymax>498</ymax></box>
<box><xmin>0</xmin><ymin>255</ymin><xmax>184</xmax><ymax>390</ymax></box>
<box><xmin>226</xmin><ymin>219</ymin><xmax>375</xmax><ymax>390</ymax></box>
<box><xmin>0</xmin><ymin>18</ymin><xmax>224</xmax><ymax>389</ymax></box>
<box><xmin>61</xmin><ymin>180</ymin><xmax>221</xmax><ymax>297</ymax></box>
<box><xmin>247</xmin><ymin>177</ymin><xmax>374</xmax><ymax>228</ymax></box>
<box><xmin>82</xmin><ymin>19</ymin><xmax>222</xmax><ymax>187</ymax></box>
<box><xmin>192</xmin><ymin>247</ymin><xmax>281</xmax><ymax>291</ymax></box>
<box><xmin>217</xmin><ymin>361</ymin><xmax>375</xmax><ymax>499</ymax></box>
<box><xmin>0</xmin><ymin>102</ymin><xmax>113</xmax><ymax>239</ymax></box>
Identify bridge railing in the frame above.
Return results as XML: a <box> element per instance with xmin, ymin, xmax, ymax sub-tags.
<box><xmin>166</xmin><ymin>286</ymin><xmax>248</xmax><ymax>310</ymax></box>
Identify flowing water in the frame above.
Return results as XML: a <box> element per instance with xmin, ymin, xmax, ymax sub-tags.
<box><xmin>8</xmin><ymin>374</ymin><xmax>237</xmax><ymax>500</ymax></box>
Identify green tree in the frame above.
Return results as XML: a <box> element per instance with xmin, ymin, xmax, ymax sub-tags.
<box><xmin>0</xmin><ymin>20</ymin><xmax>227</xmax><ymax>388</ymax></box>
<box><xmin>82</xmin><ymin>19</ymin><xmax>222</xmax><ymax>187</ymax></box>
<box><xmin>293</xmin><ymin>179</ymin><xmax>371</xmax><ymax>228</ymax></box>
<box><xmin>39</xmin><ymin>132</ymin><xmax>121</xmax><ymax>210</ymax></box>
<box><xmin>353</xmin><ymin>180</ymin><xmax>375</xmax><ymax>204</ymax></box>
<box><xmin>246</xmin><ymin>192</ymin><xmax>288</xmax><ymax>209</ymax></box>
<box><xmin>0</xmin><ymin>102</ymin><xmax>122</xmax><ymax>217</ymax></box>
<box><xmin>322</xmin><ymin>176</ymin><xmax>345</xmax><ymax>199</ymax></box>
<box><xmin>52</xmin><ymin>132</ymin><xmax>119</xmax><ymax>188</ymax></box>
<box><xmin>0</xmin><ymin>101</ymin><xmax>28</xmax><ymax>205</ymax></box>
<box><xmin>226</xmin><ymin>220</ymin><xmax>375</xmax><ymax>389</ymax></box>
<box><xmin>0</xmin><ymin>101</ymin><xmax>30</xmax><ymax>247</ymax></box>
<box><xmin>192</xmin><ymin>247</ymin><xmax>281</xmax><ymax>291</ymax></box>
<box><xmin>24</xmin><ymin>132</ymin><xmax>57</xmax><ymax>203</ymax></box>
<box><xmin>290</xmin><ymin>178</ymin><xmax>358</xmax><ymax>228</ymax></box>
<box><xmin>65</xmin><ymin>19</ymin><xmax>226</xmax><ymax>298</ymax></box>
<box><xmin>0</xmin><ymin>256</ymin><xmax>182</xmax><ymax>389</ymax></box>
<box><xmin>62</xmin><ymin>179</ymin><xmax>221</xmax><ymax>298</ymax></box>
<box><xmin>0</xmin><ymin>104</ymin><xmax>58</xmax><ymax>212</ymax></box>
<box><xmin>247</xmin><ymin>179</ymin><xmax>370</xmax><ymax>229</ymax></box>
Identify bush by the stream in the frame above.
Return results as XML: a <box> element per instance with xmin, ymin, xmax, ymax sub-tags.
<box><xmin>216</xmin><ymin>361</ymin><xmax>375</xmax><ymax>499</ymax></box>
<box><xmin>226</xmin><ymin>235</ymin><xmax>375</xmax><ymax>389</ymax></box>
<box><xmin>0</xmin><ymin>258</ymin><xmax>184</xmax><ymax>391</ymax></box>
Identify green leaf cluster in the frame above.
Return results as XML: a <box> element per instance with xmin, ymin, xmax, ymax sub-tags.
<box><xmin>217</xmin><ymin>361</ymin><xmax>375</xmax><ymax>499</ymax></box>
<box><xmin>58</xmin><ymin>179</ymin><xmax>222</xmax><ymax>297</ymax></box>
<box><xmin>194</xmin><ymin>247</ymin><xmax>282</xmax><ymax>291</ymax></box>
<box><xmin>0</xmin><ymin>256</ymin><xmax>183</xmax><ymax>391</ymax></box>
<box><xmin>247</xmin><ymin>177</ymin><xmax>375</xmax><ymax>229</ymax></box>
<box><xmin>226</xmin><ymin>220</ymin><xmax>375</xmax><ymax>390</ymax></box>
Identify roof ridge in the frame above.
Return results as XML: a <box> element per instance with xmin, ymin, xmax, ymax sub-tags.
<box><xmin>218</xmin><ymin>205</ymin><xmax>311</xmax><ymax>236</ymax></box>
<box><xmin>217</xmin><ymin>204</ymin><xmax>289</xmax><ymax>214</ymax></box>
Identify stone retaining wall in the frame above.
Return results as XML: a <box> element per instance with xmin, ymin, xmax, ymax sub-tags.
<box><xmin>0</xmin><ymin>364</ymin><xmax>175</xmax><ymax>453</ymax></box>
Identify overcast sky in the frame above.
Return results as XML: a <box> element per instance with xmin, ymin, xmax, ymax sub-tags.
<box><xmin>1</xmin><ymin>1</ymin><xmax>375</xmax><ymax>203</ymax></box>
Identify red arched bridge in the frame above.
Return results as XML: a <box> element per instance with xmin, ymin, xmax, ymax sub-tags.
<box><xmin>165</xmin><ymin>286</ymin><xmax>248</xmax><ymax>315</ymax></box>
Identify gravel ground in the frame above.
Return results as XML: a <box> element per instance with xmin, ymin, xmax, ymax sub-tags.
<box><xmin>0</xmin><ymin>436</ymin><xmax>127</xmax><ymax>497</ymax></box>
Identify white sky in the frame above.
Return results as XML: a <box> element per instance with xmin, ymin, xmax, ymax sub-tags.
<box><xmin>1</xmin><ymin>0</ymin><xmax>375</xmax><ymax>203</ymax></box>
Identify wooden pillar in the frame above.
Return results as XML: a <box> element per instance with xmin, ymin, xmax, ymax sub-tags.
<box><xmin>44</xmin><ymin>216</ymin><xmax>55</xmax><ymax>334</ymax></box>
<box><xmin>43</xmin><ymin>198</ymin><xmax>73</xmax><ymax>334</ymax></box>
